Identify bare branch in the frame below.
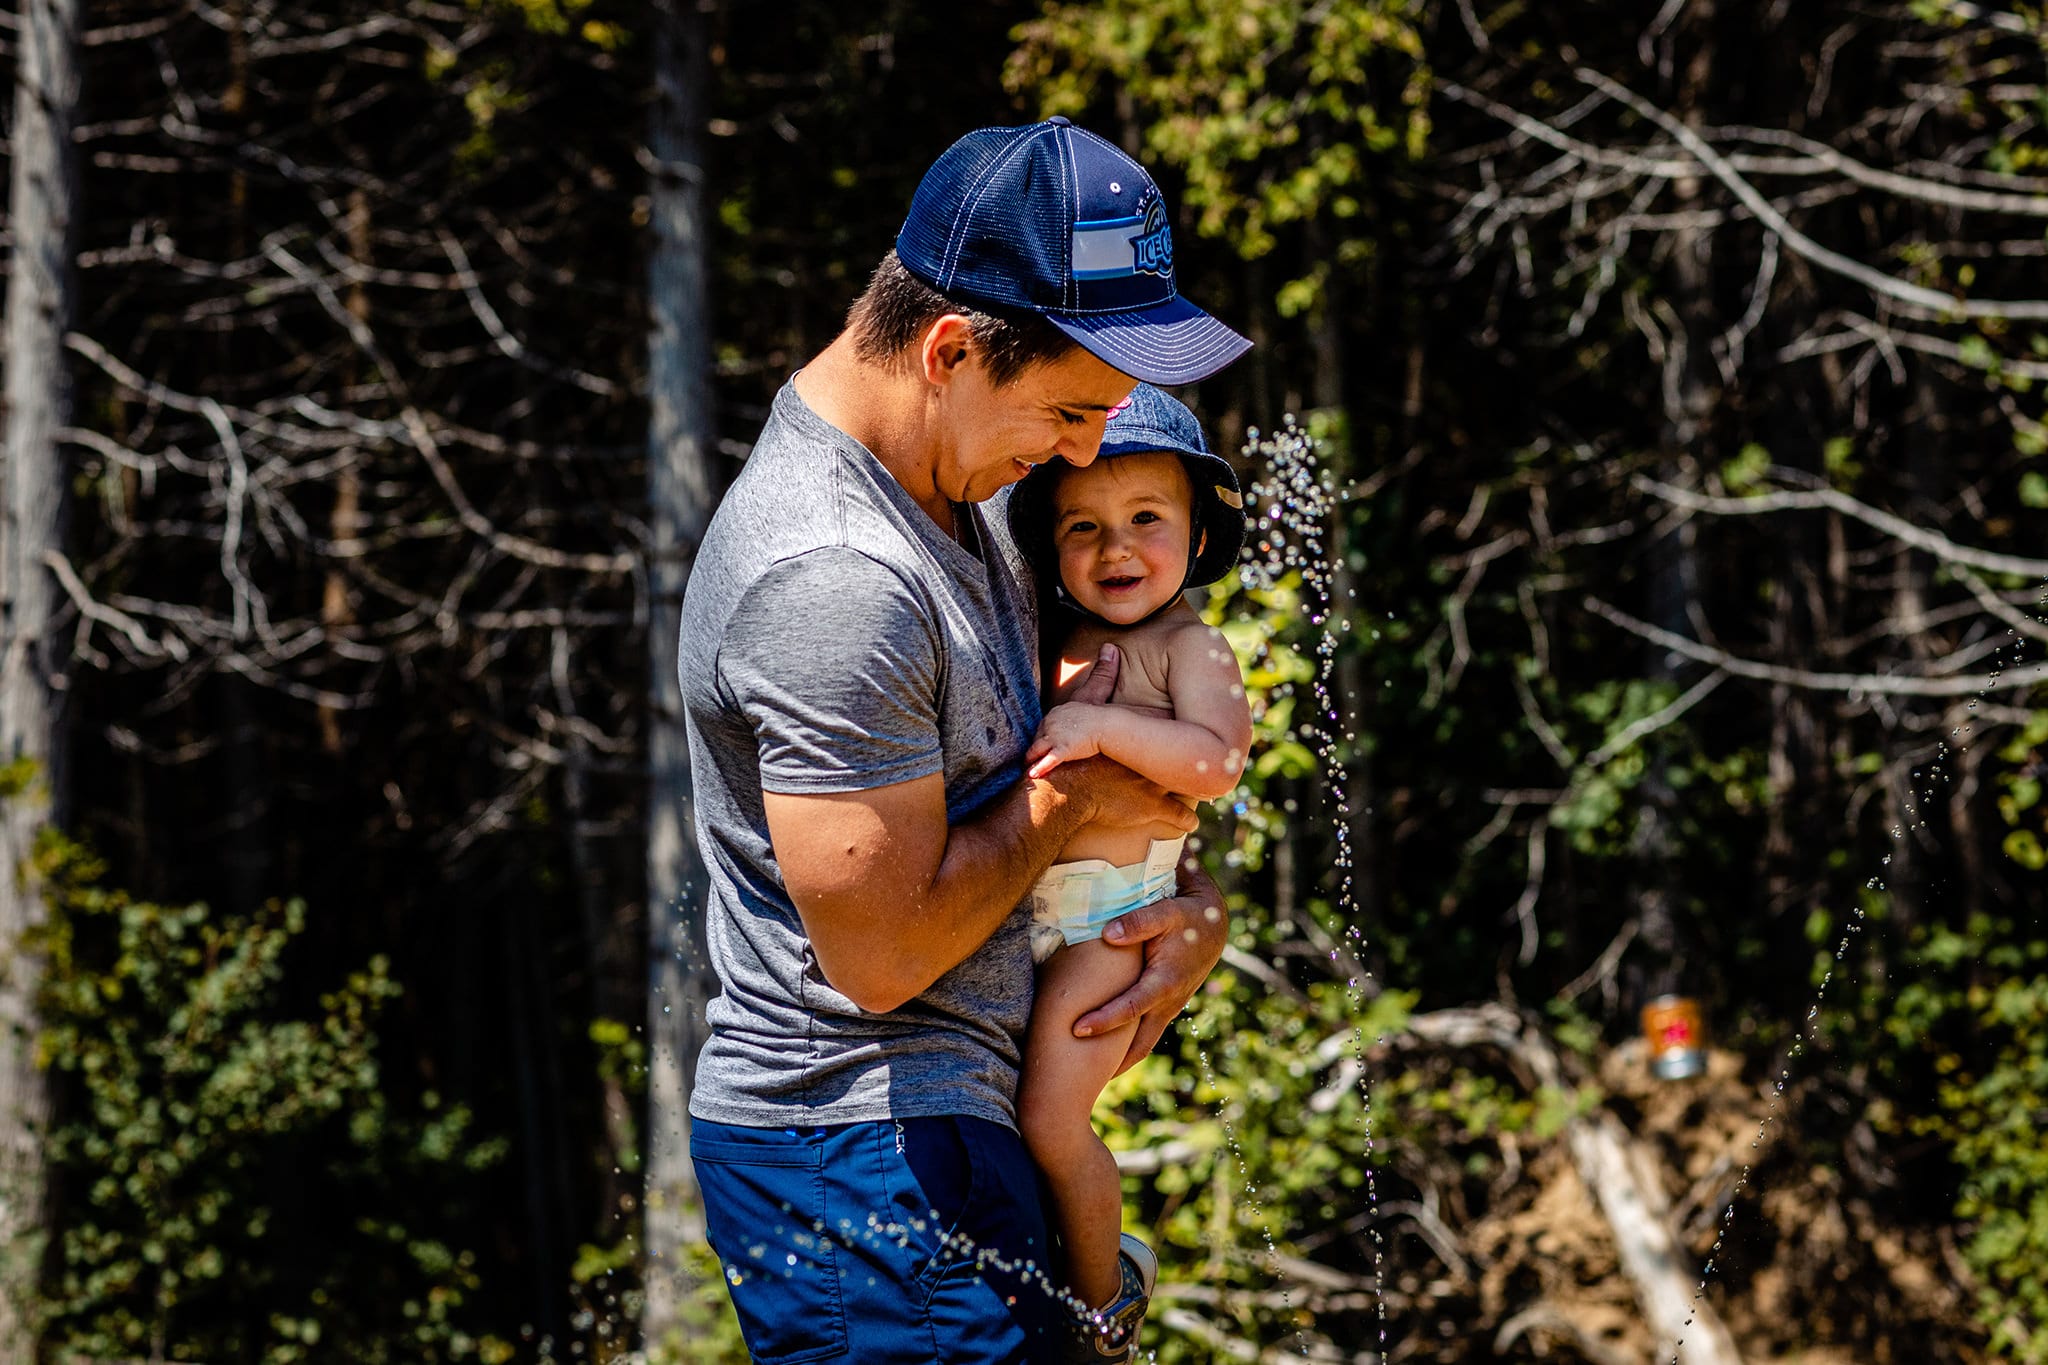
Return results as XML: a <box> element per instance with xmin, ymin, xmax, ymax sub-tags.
<box><xmin>1583</xmin><ymin>667</ymin><xmax>1729</xmax><ymax>768</ymax></box>
<box><xmin>199</xmin><ymin>396</ymin><xmax>266</xmax><ymax>644</ymax></box>
<box><xmin>261</xmin><ymin>240</ymin><xmax>634</xmax><ymax>574</ymax></box>
<box><xmin>1954</xmin><ymin>565</ymin><xmax>2048</xmax><ymax>645</ymax></box>
<box><xmin>1585</xmin><ymin>597</ymin><xmax>2048</xmax><ymax>697</ymax></box>
<box><xmin>436</xmin><ymin>228</ymin><xmax>622</xmax><ymax>396</ymax></box>
<box><xmin>1512</xmin><ymin>669</ymin><xmax>1576</xmax><ymax>770</ymax></box>
<box><xmin>1633</xmin><ymin>475</ymin><xmax>2048</xmax><ymax>578</ymax></box>
<box><xmin>43</xmin><ymin>551</ymin><xmax>190</xmax><ymax>663</ymax></box>
<box><xmin>1510</xmin><ymin>822</ymin><xmax>1545</xmax><ymax>966</ymax></box>
<box><xmin>1579</xmin><ymin>69</ymin><xmax>2048</xmax><ymax>321</ymax></box>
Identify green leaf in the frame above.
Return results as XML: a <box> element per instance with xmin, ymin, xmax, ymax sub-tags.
<box><xmin>1721</xmin><ymin>442</ymin><xmax>1771</xmax><ymax>494</ymax></box>
<box><xmin>2004</xmin><ymin>829</ymin><xmax>2047</xmax><ymax>870</ymax></box>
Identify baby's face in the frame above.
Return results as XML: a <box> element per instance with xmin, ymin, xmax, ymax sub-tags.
<box><xmin>1049</xmin><ymin>452</ymin><xmax>1195</xmax><ymax>625</ymax></box>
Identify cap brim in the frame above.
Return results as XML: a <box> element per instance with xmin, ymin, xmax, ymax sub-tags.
<box><xmin>1047</xmin><ymin>295</ymin><xmax>1252</xmax><ymax>385</ymax></box>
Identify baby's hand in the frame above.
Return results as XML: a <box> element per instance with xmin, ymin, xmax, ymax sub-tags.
<box><xmin>1027</xmin><ymin>702</ymin><xmax>1108</xmax><ymax>779</ymax></box>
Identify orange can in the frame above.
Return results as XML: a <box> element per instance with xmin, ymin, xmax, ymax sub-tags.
<box><xmin>1642</xmin><ymin>995</ymin><xmax>1706</xmax><ymax>1080</ymax></box>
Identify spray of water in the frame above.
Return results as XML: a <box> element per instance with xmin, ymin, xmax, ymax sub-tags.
<box><xmin>1187</xmin><ymin>1033</ymin><xmax>1299</xmax><ymax>1358</ymax></box>
<box><xmin>1667</xmin><ymin>581</ymin><xmax>2048</xmax><ymax>1361</ymax></box>
<box><xmin>1237</xmin><ymin>415</ymin><xmax>1389</xmax><ymax>1358</ymax></box>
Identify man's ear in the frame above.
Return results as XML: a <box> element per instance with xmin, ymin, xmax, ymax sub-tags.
<box><xmin>919</xmin><ymin>313</ymin><xmax>976</xmax><ymax>387</ymax></box>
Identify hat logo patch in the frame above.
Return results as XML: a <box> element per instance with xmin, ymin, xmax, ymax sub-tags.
<box><xmin>1130</xmin><ymin>197</ymin><xmax>1173</xmax><ymax>278</ymax></box>
<box><xmin>1070</xmin><ymin>193</ymin><xmax>1173</xmax><ymax>283</ymax></box>
<box><xmin>1071</xmin><ymin>213</ymin><xmax>1144</xmax><ymax>281</ymax></box>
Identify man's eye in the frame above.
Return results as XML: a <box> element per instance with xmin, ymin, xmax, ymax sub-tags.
<box><xmin>1055</xmin><ymin>409</ymin><xmax>1086</xmax><ymax>425</ymax></box>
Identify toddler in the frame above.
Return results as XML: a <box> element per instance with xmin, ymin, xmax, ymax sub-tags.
<box><xmin>1007</xmin><ymin>384</ymin><xmax>1253</xmax><ymax>1359</ymax></box>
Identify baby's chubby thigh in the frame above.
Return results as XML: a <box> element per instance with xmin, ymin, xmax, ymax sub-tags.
<box><xmin>1016</xmin><ymin>938</ymin><xmax>1146</xmax><ymax>1157</ymax></box>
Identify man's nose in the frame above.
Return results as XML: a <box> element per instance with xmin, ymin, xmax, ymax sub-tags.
<box><xmin>1054</xmin><ymin>425</ymin><xmax>1103</xmax><ymax>466</ymax></box>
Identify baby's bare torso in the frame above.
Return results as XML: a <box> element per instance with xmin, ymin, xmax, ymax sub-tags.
<box><xmin>1048</xmin><ymin>604</ymin><xmax>1204</xmax><ymax>868</ymax></box>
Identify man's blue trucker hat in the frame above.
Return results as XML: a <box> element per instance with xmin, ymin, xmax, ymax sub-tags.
<box><xmin>896</xmin><ymin>118</ymin><xmax>1252</xmax><ymax>386</ymax></box>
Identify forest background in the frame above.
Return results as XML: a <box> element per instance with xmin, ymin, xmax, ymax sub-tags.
<box><xmin>0</xmin><ymin>1</ymin><xmax>2043</xmax><ymax>1362</ymax></box>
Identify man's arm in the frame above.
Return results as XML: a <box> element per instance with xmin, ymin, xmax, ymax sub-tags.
<box><xmin>764</xmin><ymin>644</ymin><xmax>1192</xmax><ymax>1013</ymax></box>
<box><xmin>1074</xmin><ymin>858</ymin><xmax>1229</xmax><ymax>1074</ymax></box>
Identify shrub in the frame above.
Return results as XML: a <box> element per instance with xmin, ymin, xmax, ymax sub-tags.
<box><xmin>30</xmin><ymin>833</ymin><xmax>511</xmax><ymax>1363</ymax></box>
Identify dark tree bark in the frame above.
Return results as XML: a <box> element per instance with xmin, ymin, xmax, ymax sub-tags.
<box><xmin>0</xmin><ymin>0</ymin><xmax>81</xmax><ymax>1352</ymax></box>
<box><xmin>641</xmin><ymin>0</ymin><xmax>720</xmax><ymax>1346</ymax></box>
<box><xmin>1624</xmin><ymin>5</ymin><xmax>1717</xmax><ymax>1017</ymax></box>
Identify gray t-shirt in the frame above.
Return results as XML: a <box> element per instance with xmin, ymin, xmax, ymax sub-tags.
<box><xmin>679</xmin><ymin>380</ymin><xmax>1044</xmax><ymax>1129</ymax></box>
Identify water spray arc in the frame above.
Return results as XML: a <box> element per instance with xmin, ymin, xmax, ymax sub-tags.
<box><xmin>1666</xmin><ymin>579</ymin><xmax>2048</xmax><ymax>1365</ymax></box>
<box><xmin>1235</xmin><ymin>415</ymin><xmax>1389</xmax><ymax>1359</ymax></box>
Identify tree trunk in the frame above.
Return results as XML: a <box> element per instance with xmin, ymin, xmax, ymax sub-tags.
<box><xmin>1625</xmin><ymin>5</ymin><xmax>1716</xmax><ymax>1017</ymax></box>
<box><xmin>641</xmin><ymin>0</ymin><xmax>720</xmax><ymax>1348</ymax></box>
<box><xmin>0</xmin><ymin>0</ymin><xmax>81</xmax><ymax>1352</ymax></box>
<box><xmin>550</xmin><ymin>618</ymin><xmax>638</xmax><ymax>1234</ymax></box>
<box><xmin>318</xmin><ymin>186</ymin><xmax>370</xmax><ymax>757</ymax></box>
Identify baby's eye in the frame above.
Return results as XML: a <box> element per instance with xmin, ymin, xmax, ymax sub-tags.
<box><xmin>1063</xmin><ymin>519</ymin><xmax>1097</xmax><ymax>535</ymax></box>
<box><xmin>1132</xmin><ymin>511</ymin><xmax>1160</xmax><ymax>525</ymax></box>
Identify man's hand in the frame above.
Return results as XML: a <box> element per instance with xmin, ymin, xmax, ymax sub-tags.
<box><xmin>1031</xmin><ymin>643</ymin><xmax>1189</xmax><ymax>824</ymax></box>
<box><xmin>1072</xmin><ymin>863</ymin><xmax>1228</xmax><ymax>1074</ymax></box>
<box><xmin>1062</xmin><ymin>642</ymin><xmax>1121</xmax><ymax>706</ymax></box>
<box><xmin>1038</xmin><ymin>756</ymin><xmax>1196</xmax><ymax>835</ymax></box>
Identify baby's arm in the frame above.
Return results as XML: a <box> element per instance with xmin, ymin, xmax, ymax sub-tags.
<box><xmin>1027</xmin><ymin>624</ymin><xmax>1253</xmax><ymax>801</ymax></box>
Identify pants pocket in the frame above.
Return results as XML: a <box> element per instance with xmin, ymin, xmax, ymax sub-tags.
<box><xmin>890</xmin><ymin>1117</ymin><xmax>989</xmax><ymax>1305</ymax></box>
<box><xmin>693</xmin><ymin>1131</ymin><xmax>848</xmax><ymax>1364</ymax></box>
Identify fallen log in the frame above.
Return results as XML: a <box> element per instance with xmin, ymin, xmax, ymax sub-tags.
<box><xmin>1393</xmin><ymin>1005</ymin><xmax>1746</xmax><ymax>1365</ymax></box>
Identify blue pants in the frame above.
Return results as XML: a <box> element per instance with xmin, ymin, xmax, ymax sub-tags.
<box><xmin>691</xmin><ymin>1115</ymin><xmax>1072</xmax><ymax>1363</ymax></box>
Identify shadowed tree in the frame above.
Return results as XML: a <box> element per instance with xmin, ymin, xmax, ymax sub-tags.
<box><xmin>0</xmin><ymin>0</ymin><xmax>81</xmax><ymax>1353</ymax></box>
<box><xmin>641</xmin><ymin>0</ymin><xmax>720</xmax><ymax>1349</ymax></box>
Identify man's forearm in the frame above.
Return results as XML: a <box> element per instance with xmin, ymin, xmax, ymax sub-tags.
<box><xmin>835</xmin><ymin>766</ymin><xmax>1101</xmax><ymax>1012</ymax></box>
<box><xmin>923</xmin><ymin>776</ymin><xmax>1089</xmax><ymax>948</ymax></box>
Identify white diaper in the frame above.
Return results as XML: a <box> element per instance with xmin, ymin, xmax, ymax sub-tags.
<box><xmin>1025</xmin><ymin>837</ymin><xmax>1185</xmax><ymax>964</ymax></box>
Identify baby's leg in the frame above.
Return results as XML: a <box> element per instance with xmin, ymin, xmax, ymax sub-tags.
<box><xmin>1017</xmin><ymin>936</ymin><xmax>1147</xmax><ymax>1311</ymax></box>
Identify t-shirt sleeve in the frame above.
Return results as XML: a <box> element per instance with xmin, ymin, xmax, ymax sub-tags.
<box><xmin>716</xmin><ymin>546</ymin><xmax>945</xmax><ymax>794</ymax></box>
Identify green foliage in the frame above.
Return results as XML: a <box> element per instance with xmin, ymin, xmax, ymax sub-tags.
<box><xmin>1997</xmin><ymin>709</ymin><xmax>2048</xmax><ymax>871</ymax></box>
<box><xmin>587</xmin><ymin>1018</ymin><xmax>646</xmax><ymax>1174</ymax></box>
<box><xmin>0</xmin><ymin>757</ymin><xmax>40</xmax><ymax>802</ymax></box>
<box><xmin>637</xmin><ymin>1232</ymin><xmax>749</xmax><ymax>1365</ymax></box>
<box><xmin>1879</xmin><ymin>912</ymin><xmax>2048</xmax><ymax>1359</ymax></box>
<box><xmin>1100</xmin><ymin>949</ymin><xmax>1408</xmax><ymax>1360</ymax></box>
<box><xmin>438</xmin><ymin>1</ymin><xmax>634</xmax><ymax>168</ymax></box>
<box><xmin>1720</xmin><ymin>441</ymin><xmax>1772</xmax><ymax>494</ymax></box>
<box><xmin>472</xmin><ymin>0</ymin><xmax>626</xmax><ymax>49</ymax></box>
<box><xmin>31</xmin><ymin>833</ymin><xmax>511</xmax><ymax>1363</ymax></box>
<box><xmin>1009</xmin><ymin>0</ymin><xmax>1429</xmax><ymax>303</ymax></box>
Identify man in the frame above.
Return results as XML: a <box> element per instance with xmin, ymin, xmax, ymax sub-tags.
<box><xmin>679</xmin><ymin>117</ymin><xmax>1250</xmax><ymax>1363</ymax></box>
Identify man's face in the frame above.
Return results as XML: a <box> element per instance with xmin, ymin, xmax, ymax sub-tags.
<box><xmin>933</xmin><ymin>344</ymin><xmax>1137</xmax><ymax>505</ymax></box>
